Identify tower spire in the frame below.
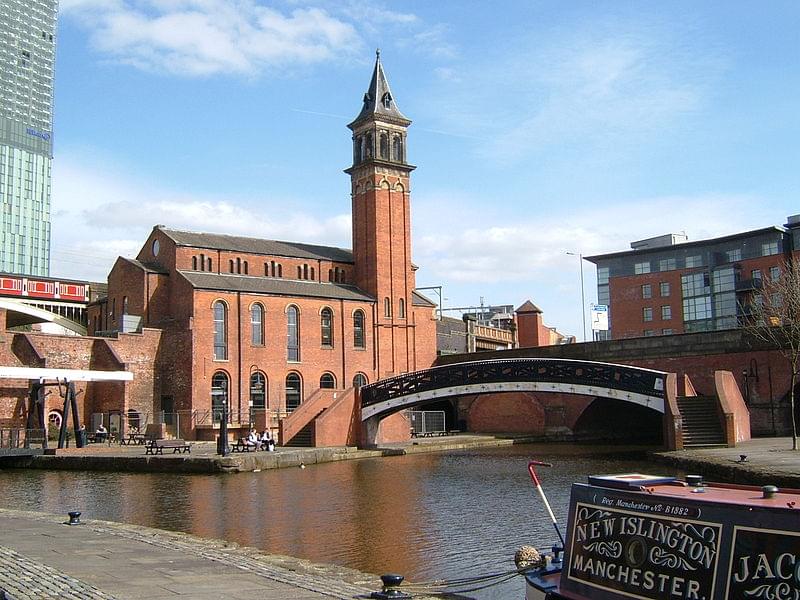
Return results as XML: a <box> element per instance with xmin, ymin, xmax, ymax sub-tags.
<box><xmin>349</xmin><ymin>51</ymin><xmax>410</xmax><ymax>129</ymax></box>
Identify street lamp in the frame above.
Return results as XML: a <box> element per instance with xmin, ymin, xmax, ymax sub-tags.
<box><xmin>566</xmin><ymin>252</ymin><xmax>587</xmax><ymax>342</ymax></box>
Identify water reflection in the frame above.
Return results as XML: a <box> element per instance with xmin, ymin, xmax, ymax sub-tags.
<box><xmin>0</xmin><ymin>444</ymin><xmax>674</xmax><ymax>599</ymax></box>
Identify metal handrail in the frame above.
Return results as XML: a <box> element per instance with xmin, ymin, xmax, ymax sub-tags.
<box><xmin>360</xmin><ymin>357</ymin><xmax>667</xmax><ymax>407</ymax></box>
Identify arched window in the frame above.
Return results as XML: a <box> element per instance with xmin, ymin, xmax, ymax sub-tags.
<box><xmin>320</xmin><ymin>373</ymin><xmax>335</xmax><ymax>388</ymax></box>
<box><xmin>340</xmin><ymin>271</ymin><xmax>346</xmax><ymax>284</ymax></box>
<box><xmin>251</xmin><ymin>303</ymin><xmax>264</xmax><ymax>346</ymax></box>
<box><xmin>379</xmin><ymin>133</ymin><xmax>388</xmax><ymax>159</ymax></box>
<box><xmin>354</xmin><ymin>135</ymin><xmax>363</xmax><ymax>163</ymax></box>
<box><xmin>365</xmin><ymin>132</ymin><xmax>373</xmax><ymax>158</ymax></box>
<box><xmin>328</xmin><ymin>268</ymin><xmax>333</xmax><ymax>282</ymax></box>
<box><xmin>126</xmin><ymin>409</ymin><xmax>141</xmax><ymax>432</ymax></box>
<box><xmin>277</xmin><ymin>264</ymin><xmax>282</xmax><ymax>277</ymax></box>
<box><xmin>207</xmin><ymin>257</ymin><xmax>212</xmax><ymax>271</ymax></box>
<box><xmin>192</xmin><ymin>256</ymin><xmax>198</xmax><ymax>270</ymax></box>
<box><xmin>250</xmin><ymin>371</ymin><xmax>266</xmax><ymax>409</ymax></box>
<box><xmin>353</xmin><ymin>310</ymin><xmax>365</xmax><ymax>348</ymax></box>
<box><xmin>243</xmin><ymin>260</ymin><xmax>248</xmax><ymax>275</ymax></box>
<box><xmin>321</xmin><ymin>307</ymin><xmax>333</xmax><ymax>347</ymax></box>
<box><xmin>398</xmin><ymin>298</ymin><xmax>405</xmax><ymax>318</ymax></box>
<box><xmin>297</xmin><ymin>266</ymin><xmax>302</xmax><ymax>279</ymax></box>
<box><xmin>310</xmin><ymin>267</ymin><xmax>315</xmax><ymax>280</ymax></box>
<box><xmin>384</xmin><ymin>297</ymin><xmax>392</xmax><ymax>318</ymax></box>
<box><xmin>303</xmin><ymin>264</ymin><xmax>309</xmax><ymax>280</ymax></box>
<box><xmin>353</xmin><ymin>373</ymin><xmax>368</xmax><ymax>389</ymax></box>
<box><xmin>229</xmin><ymin>259</ymin><xmax>234</xmax><ymax>273</ymax></box>
<box><xmin>211</xmin><ymin>371</ymin><xmax>228</xmax><ymax>422</ymax></box>
<box><xmin>393</xmin><ymin>135</ymin><xmax>403</xmax><ymax>162</ymax></box>
<box><xmin>236</xmin><ymin>257</ymin><xmax>242</xmax><ymax>274</ymax></box>
<box><xmin>287</xmin><ymin>305</ymin><xmax>300</xmax><ymax>361</ymax></box>
<box><xmin>213</xmin><ymin>301</ymin><xmax>227</xmax><ymax>360</ymax></box>
<box><xmin>265</xmin><ymin>262</ymin><xmax>269</xmax><ymax>276</ymax></box>
<box><xmin>122</xmin><ymin>296</ymin><xmax>129</xmax><ymax>314</ymax></box>
<box><xmin>382</xmin><ymin>92</ymin><xmax>392</xmax><ymax>108</ymax></box>
<box><xmin>286</xmin><ymin>373</ymin><xmax>301</xmax><ymax>412</ymax></box>
<box><xmin>200</xmin><ymin>253</ymin><xmax>205</xmax><ymax>271</ymax></box>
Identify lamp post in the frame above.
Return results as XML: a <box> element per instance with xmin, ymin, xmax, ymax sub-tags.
<box><xmin>566</xmin><ymin>252</ymin><xmax>587</xmax><ymax>342</ymax></box>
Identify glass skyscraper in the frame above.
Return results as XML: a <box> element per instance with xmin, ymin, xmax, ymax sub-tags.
<box><xmin>0</xmin><ymin>0</ymin><xmax>57</xmax><ymax>276</ymax></box>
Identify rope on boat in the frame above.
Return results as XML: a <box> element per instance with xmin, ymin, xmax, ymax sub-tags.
<box><xmin>390</xmin><ymin>564</ymin><xmax>539</xmax><ymax>596</ymax></box>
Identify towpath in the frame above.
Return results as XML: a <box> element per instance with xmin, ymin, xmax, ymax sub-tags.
<box><xmin>651</xmin><ymin>436</ymin><xmax>800</xmax><ymax>488</ymax></box>
<box><xmin>0</xmin><ymin>508</ymin><xmax>456</xmax><ymax>600</ymax></box>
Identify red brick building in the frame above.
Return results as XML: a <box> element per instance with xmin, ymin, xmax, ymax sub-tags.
<box><xmin>585</xmin><ymin>216</ymin><xmax>800</xmax><ymax>340</ymax></box>
<box><xmin>79</xmin><ymin>53</ymin><xmax>437</xmax><ymax>440</ymax></box>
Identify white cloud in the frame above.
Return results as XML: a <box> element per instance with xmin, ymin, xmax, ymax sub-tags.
<box><xmin>49</xmin><ymin>156</ymin><xmax>351</xmax><ymax>281</ymax></box>
<box><xmin>61</xmin><ymin>0</ymin><xmax>361</xmax><ymax>76</ymax></box>
<box><xmin>413</xmin><ymin>192</ymin><xmax>777</xmax><ymax>286</ymax></box>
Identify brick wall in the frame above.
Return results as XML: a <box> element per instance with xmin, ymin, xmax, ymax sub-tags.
<box><xmin>438</xmin><ymin>328</ymin><xmax>796</xmax><ymax>437</ymax></box>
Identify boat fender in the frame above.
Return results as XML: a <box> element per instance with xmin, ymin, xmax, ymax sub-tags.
<box><xmin>515</xmin><ymin>545</ymin><xmax>543</xmax><ymax>570</ymax></box>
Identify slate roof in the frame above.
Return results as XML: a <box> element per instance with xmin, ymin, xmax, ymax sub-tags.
<box><xmin>179</xmin><ymin>271</ymin><xmax>374</xmax><ymax>302</ymax></box>
<box><xmin>120</xmin><ymin>257</ymin><xmax>169</xmax><ymax>274</ymax></box>
<box><xmin>516</xmin><ymin>300</ymin><xmax>542</xmax><ymax>314</ymax></box>
<box><xmin>412</xmin><ymin>290</ymin><xmax>437</xmax><ymax>307</ymax></box>
<box><xmin>349</xmin><ymin>51</ymin><xmax>411</xmax><ymax>128</ymax></box>
<box><xmin>158</xmin><ymin>226</ymin><xmax>353</xmax><ymax>264</ymax></box>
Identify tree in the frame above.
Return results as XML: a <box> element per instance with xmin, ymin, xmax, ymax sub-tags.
<box><xmin>742</xmin><ymin>257</ymin><xmax>800</xmax><ymax>450</ymax></box>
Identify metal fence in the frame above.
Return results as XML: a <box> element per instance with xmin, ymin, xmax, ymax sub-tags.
<box><xmin>408</xmin><ymin>410</ymin><xmax>446</xmax><ymax>435</ymax></box>
<box><xmin>0</xmin><ymin>428</ymin><xmax>47</xmax><ymax>449</ymax></box>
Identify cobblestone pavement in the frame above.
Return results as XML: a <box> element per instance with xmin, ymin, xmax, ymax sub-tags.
<box><xmin>0</xmin><ymin>508</ymin><xmax>437</xmax><ymax>600</ymax></box>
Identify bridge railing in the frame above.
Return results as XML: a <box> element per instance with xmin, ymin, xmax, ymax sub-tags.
<box><xmin>360</xmin><ymin>358</ymin><xmax>666</xmax><ymax>408</ymax></box>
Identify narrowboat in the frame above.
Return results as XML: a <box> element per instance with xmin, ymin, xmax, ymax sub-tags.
<box><xmin>524</xmin><ymin>468</ymin><xmax>800</xmax><ymax>600</ymax></box>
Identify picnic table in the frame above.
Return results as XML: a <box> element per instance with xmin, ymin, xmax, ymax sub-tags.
<box><xmin>119</xmin><ymin>433</ymin><xmax>146</xmax><ymax>445</ymax></box>
<box><xmin>144</xmin><ymin>439</ymin><xmax>191</xmax><ymax>455</ymax></box>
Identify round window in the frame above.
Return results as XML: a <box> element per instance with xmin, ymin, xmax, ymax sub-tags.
<box><xmin>152</xmin><ymin>239</ymin><xmax>160</xmax><ymax>256</ymax></box>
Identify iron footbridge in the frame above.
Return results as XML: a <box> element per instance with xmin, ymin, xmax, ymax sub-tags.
<box><xmin>360</xmin><ymin>358</ymin><xmax>667</xmax><ymax>421</ymax></box>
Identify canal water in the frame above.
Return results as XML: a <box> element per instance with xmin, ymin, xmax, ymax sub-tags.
<box><xmin>0</xmin><ymin>444</ymin><xmax>677</xmax><ymax>599</ymax></box>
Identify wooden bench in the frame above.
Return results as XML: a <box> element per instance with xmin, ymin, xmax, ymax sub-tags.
<box><xmin>230</xmin><ymin>437</ymin><xmax>258</xmax><ymax>452</ymax></box>
<box><xmin>145</xmin><ymin>439</ymin><xmax>191</xmax><ymax>455</ymax></box>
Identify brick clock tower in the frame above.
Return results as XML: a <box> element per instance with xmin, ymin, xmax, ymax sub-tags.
<box><xmin>346</xmin><ymin>51</ymin><xmax>416</xmax><ymax>378</ymax></box>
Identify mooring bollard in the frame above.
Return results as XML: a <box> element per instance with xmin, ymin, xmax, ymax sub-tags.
<box><xmin>371</xmin><ymin>574</ymin><xmax>411</xmax><ymax>599</ymax></box>
<box><xmin>67</xmin><ymin>511</ymin><xmax>82</xmax><ymax>526</ymax></box>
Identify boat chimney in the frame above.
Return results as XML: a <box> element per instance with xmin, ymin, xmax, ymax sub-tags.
<box><xmin>685</xmin><ymin>475</ymin><xmax>703</xmax><ymax>487</ymax></box>
<box><xmin>762</xmin><ymin>485</ymin><xmax>779</xmax><ymax>499</ymax></box>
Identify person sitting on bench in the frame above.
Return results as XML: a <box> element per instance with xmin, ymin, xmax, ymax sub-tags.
<box><xmin>260</xmin><ymin>429</ymin><xmax>275</xmax><ymax>451</ymax></box>
<box><xmin>246</xmin><ymin>429</ymin><xmax>260</xmax><ymax>450</ymax></box>
<box><xmin>95</xmin><ymin>423</ymin><xmax>108</xmax><ymax>442</ymax></box>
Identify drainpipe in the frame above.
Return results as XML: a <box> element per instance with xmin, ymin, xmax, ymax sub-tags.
<box><xmin>237</xmin><ymin>291</ymin><xmax>242</xmax><ymax>421</ymax></box>
<box><xmin>340</xmin><ymin>299</ymin><xmax>346</xmax><ymax>387</ymax></box>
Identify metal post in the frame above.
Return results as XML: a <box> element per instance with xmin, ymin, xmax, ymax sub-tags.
<box><xmin>218</xmin><ymin>399</ymin><xmax>229</xmax><ymax>456</ymax></box>
<box><xmin>566</xmin><ymin>252</ymin><xmax>587</xmax><ymax>342</ymax></box>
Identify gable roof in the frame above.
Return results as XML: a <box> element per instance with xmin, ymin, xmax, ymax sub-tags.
<box><xmin>178</xmin><ymin>271</ymin><xmax>374</xmax><ymax>302</ymax></box>
<box><xmin>157</xmin><ymin>226</ymin><xmax>353</xmax><ymax>264</ymax></box>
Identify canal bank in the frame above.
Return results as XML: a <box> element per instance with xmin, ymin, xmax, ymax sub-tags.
<box><xmin>650</xmin><ymin>436</ymin><xmax>800</xmax><ymax>488</ymax></box>
<box><xmin>0</xmin><ymin>508</ymin><xmax>467</xmax><ymax>600</ymax></box>
<box><xmin>0</xmin><ymin>433</ymin><xmax>536</xmax><ymax>473</ymax></box>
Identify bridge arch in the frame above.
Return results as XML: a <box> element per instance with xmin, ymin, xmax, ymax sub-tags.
<box><xmin>0</xmin><ymin>298</ymin><xmax>87</xmax><ymax>335</ymax></box>
<box><xmin>359</xmin><ymin>359</ymin><xmax>667</xmax><ymax>445</ymax></box>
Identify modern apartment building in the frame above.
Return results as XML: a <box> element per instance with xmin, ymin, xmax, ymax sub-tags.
<box><xmin>585</xmin><ymin>215</ymin><xmax>800</xmax><ymax>340</ymax></box>
<box><xmin>0</xmin><ymin>0</ymin><xmax>57</xmax><ymax>276</ymax></box>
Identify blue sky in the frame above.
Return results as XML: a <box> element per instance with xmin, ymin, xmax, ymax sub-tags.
<box><xmin>51</xmin><ymin>0</ymin><xmax>799</xmax><ymax>340</ymax></box>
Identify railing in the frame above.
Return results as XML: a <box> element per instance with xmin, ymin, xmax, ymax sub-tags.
<box><xmin>409</xmin><ymin>410</ymin><xmax>445</xmax><ymax>435</ymax></box>
<box><xmin>361</xmin><ymin>358</ymin><xmax>667</xmax><ymax>408</ymax></box>
<box><xmin>0</xmin><ymin>428</ymin><xmax>47</xmax><ymax>449</ymax></box>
